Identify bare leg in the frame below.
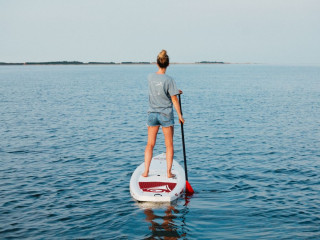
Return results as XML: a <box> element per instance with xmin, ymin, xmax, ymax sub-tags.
<box><xmin>142</xmin><ymin>126</ymin><xmax>160</xmax><ymax>177</ymax></box>
<box><xmin>162</xmin><ymin>126</ymin><xmax>175</xmax><ymax>178</ymax></box>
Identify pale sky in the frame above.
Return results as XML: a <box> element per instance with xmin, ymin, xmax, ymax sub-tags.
<box><xmin>1</xmin><ymin>0</ymin><xmax>320</xmax><ymax>64</ymax></box>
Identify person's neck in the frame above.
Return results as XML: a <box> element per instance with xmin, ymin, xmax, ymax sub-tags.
<box><xmin>157</xmin><ymin>68</ymin><xmax>166</xmax><ymax>74</ymax></box>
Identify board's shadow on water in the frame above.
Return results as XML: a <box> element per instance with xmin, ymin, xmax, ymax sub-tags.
<box><xmin>135</xmin><ymin>196</ymin><xmax>192</xmax><ymax>239</ymax></box>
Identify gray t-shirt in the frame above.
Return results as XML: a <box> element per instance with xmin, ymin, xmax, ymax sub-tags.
<box><xmin>148</xmin><ymin>73</ymin><xmax>180</xmax><ymax>118</ymax></box>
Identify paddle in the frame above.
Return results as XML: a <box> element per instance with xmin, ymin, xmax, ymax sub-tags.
<box><xmin>178</xmin><ymin>94</ymin><xmax>194</xmax><ymax>195</ymax></box>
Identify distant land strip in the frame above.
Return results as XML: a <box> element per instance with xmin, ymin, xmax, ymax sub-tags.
<box><xmin>0</xmin><ymin>61</ymin><xmax>227</xmax><ymax>65</ymax></box>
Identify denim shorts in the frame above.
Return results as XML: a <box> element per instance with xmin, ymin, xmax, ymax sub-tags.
<box><xmin>147</xmin><ymin>112</ymin><xmax>174</xmax><ymax>127</ymax></box>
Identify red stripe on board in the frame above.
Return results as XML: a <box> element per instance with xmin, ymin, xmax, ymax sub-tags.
<box><xmin>139</xmin><ymin>182</ymin><xmax>177</xmax><ymax>193</ymax></box>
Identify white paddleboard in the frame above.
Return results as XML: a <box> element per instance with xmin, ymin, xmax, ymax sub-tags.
<box><xmin>130</xmin><ymin>153</ymin><xmax>186</xmax><ymax>202</ymax></box>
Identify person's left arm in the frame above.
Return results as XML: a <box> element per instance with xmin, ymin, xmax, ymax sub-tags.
<box><xmin>171</xmin><ymin>93</ymin><xmax>185</xmax><ymax>124</ymax></box>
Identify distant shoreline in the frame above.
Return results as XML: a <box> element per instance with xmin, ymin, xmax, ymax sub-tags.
<box><xmin>0</xmin><ymin>61</ymin><xmax>230</xmax><ymax>66</ymax></box>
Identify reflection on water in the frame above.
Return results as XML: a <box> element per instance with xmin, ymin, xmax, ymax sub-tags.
<box><xmin>137</xmin><ymin>198</ymin><xmax>190</xmax><ymax>240</ymax></box>
<box><xmin>144</xmin><ymin>206</ymin><xmax>185</xmax><ymax>240</ymax></box>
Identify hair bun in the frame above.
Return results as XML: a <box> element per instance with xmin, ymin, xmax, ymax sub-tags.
<box><xmin>157</xmin><ymin>49</ymin><xmax>169</xmax><ymax>68</ymax></box>
<box><xmin>159</xmin><ymin>50</ymin><xmax>167</xmax><ymax>59</ymax></box>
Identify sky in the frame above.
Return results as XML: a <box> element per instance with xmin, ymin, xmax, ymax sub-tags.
<box><xmin>1</xmin><ymin>0</ymin><xmax>320</xmax><ymax>64</ymax></box>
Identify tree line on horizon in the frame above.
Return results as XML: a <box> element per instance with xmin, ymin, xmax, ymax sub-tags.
<box><xmin>0</xmin><ymin>61</ymin><xmax>225</xmax><ymax>65</ymax></box>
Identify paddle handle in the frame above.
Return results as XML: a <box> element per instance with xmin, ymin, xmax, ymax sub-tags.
<box><xmin>178</xmin><ymin>94</ymin><xmax>188</xmax><ymax>181</ymax></box>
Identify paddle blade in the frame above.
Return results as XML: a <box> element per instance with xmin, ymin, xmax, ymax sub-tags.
<box><xmin>185</xmin><ymin>181</ymin><xmax>194</xmax><ymax>195</ymax></box>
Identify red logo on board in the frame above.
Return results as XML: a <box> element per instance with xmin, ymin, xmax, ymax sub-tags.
<box><xmin>139</xmin><ymin>182</ymin><xmax>177</xmax><ymax>193</ymax></box>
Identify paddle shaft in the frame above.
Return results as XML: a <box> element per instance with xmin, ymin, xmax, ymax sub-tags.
<box><xmin>178</xmin><ymin>94</ymin><xmax>189</xmax><ymax>181</ymax></box>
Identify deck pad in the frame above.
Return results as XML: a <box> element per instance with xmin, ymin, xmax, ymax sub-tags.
<box><xmin>130</xmin><ymin>153</ymin><xmax>186</xmax><ymax>202</ymax></box>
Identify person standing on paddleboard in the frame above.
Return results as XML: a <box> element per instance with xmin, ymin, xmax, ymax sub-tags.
<box><xmin>142</xmin><ymin>50</ymin><xmax>185</xmax><ymax>178</ymax></box>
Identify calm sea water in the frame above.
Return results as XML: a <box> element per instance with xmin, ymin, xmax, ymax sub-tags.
<box><xmin>1</xmin><ymin>64</ymin><xmax>319</xmax><ymax>239</ymax></box>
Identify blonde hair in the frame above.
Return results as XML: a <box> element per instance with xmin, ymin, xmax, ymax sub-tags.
<box><xmin>157</xmin><ymin>50</ymin><xmax>169</xmax><ymax>68</ymax></box>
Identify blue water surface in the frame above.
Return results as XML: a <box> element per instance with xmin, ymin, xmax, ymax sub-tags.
<box><xmin>0</xmin><ymin>64</ymin><xmax>320</xmax><ymax>239</ymax></box>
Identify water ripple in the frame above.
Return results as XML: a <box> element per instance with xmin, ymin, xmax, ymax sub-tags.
<box><xmin>1</xmin><ymin>65</ymin><xmax>320</xmax><ymax>239</ymax></box>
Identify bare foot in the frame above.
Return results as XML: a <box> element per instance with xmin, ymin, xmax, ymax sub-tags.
<box><xmin>167</xmin><ymin>173</ymin><xmax>176</xmax><ymax>178</ymax></box>
<box><xmin>141</xmin><ymin>172</ymin><xmax>148</xmax><ymax>177</ymax></box>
